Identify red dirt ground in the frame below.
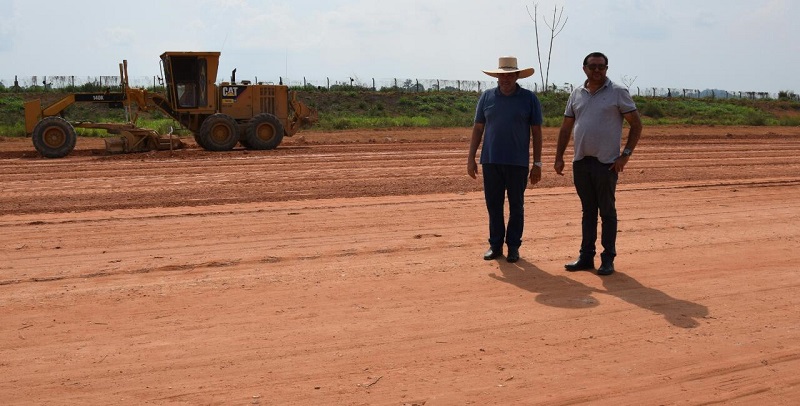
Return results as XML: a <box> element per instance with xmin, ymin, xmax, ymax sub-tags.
<box><xmin>1</xmin><ymin>125</ymin><xmax>800</xmax><ymax>405</ymax></box>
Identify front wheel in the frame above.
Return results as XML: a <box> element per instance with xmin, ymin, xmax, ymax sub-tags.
<box><xmin>31</xmin><ymin>117</ymin><xmax>77</xmax><ymax>158</ymax></box>
<box><xmin>196</xmin><ymin>114</ymin><xmax>239</xmax><ymax>151</ymax></box>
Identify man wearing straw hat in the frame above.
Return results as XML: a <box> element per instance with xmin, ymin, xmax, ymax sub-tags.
<box><xmin>468</xmin><ymin>56</ymin><xmax>543</xmax><ymax>263</ymax></box>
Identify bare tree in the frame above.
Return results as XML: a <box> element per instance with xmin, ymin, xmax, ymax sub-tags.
<box><xmin>621</xmin><ymin>75</ymin><xmax>638</xmax><ymax>90</ymax></box>
<box><xmin>527</xmin><ymin>3</ymin><xmax>568</xmax><ymax>92</ymax></box>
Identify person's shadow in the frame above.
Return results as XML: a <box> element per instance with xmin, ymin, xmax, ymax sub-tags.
<box><xmin>489</xmin><ymin>258</ymin><xmax>601</xmax><ymax>309</ymax></box>
<box><xmin>599</xmin><ymin>270</ymin><xmax>709</xmax><ymax>328</ymax></box>
<box><xmin>489</xmin><ymin>258</ymin><xmax>708</xmax><ymax>328</ymax></box>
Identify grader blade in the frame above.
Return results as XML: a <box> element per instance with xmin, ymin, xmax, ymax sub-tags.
<box><xmin>104</xmin><ymin>137</ymin><xmax>127</xmax><ymax>153</ymax></box>
<box><xmin>72</xmin><ymin>122</ymin><xmax>184</xmax><ymax>154</ymax></box>
<box><xmin>104</xmin><ymin>130</ymin><xmax>184</xmax><ymax>154</ymax></box>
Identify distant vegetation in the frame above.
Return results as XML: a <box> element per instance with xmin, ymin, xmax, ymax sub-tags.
<box><xmin>1</xmin><ymin>87</ymin><xmax>799</xmax><ymax>138</ymax></box>
<box><xmin>296</xmin><ymin>88</ymin><xmax>800</xmax><ymax>130</ymax></box>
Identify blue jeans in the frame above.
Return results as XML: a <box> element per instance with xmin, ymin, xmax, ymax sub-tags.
<box><xmin>482</xmin><ymin>164</ymin><xmax>529</xmax><ymax>250</ymax></box>
<box><xmin>573</xmin><ymin>157</ymin><xmax>618</xmax><ymax>264</ymax></box>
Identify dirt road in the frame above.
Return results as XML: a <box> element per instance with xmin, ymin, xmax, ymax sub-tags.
<box><xmin>2</xmin><ymin>126</ymin><xmax>800</xmax><ymax>405</ymax></box>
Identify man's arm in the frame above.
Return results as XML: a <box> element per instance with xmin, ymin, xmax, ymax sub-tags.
<box><xmin>467</xmin><ymin>122</ymin><xmax>485</xmax><ymax>179</ymax></box>
<box><xmin>622</xmin><ymin>110</ymin><xmax>643</xmax><ymax>152</ymax></box>
<box><xmin>612</xmin><ymin>110</ymin><xmax>643</xmax><ymax>173</ymax></box>
<box><xmin>554</xmin><ymin>116</ymin><xmax>575</xmax><ymax>175</ymax></box>
<box><xmin>529</xmin><ymin>124</ymin><xmax>543</xmax><ymax>185</ymax></box>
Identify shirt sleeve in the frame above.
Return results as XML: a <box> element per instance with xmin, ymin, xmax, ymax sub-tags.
<box><xmin>618</xmin><ymin>87</ymin><xmax>637</xmax><ymax>114</ymax></box>
<box><xmin>531</xmin><ymin>93</ymin><xmax>544</xmax><ymax>125</ymax></box>
<box><xmin>564</xmin><ymin>90</ymin><xmax>576</xmax><ymax>117</ymax></box>
<box><xmin>474</xmin><ymin>91</ymin><xmax>488</xmax><ymax>124</ymax></box>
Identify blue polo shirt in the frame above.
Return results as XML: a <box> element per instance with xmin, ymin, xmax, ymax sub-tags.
<box><xmin>474</xmin><ymin>85</ymin><xmax>543</xmax><ymax>168</ymax></box>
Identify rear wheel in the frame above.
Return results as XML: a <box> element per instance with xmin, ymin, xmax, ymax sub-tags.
<box><xmin>197</xmin><ymin>114</ymin><xmax>239</xmax><ymax>151</ymax></box>
<box><xmin>243</xmin><ymin>113</ymin><xmax>284</xmax><ymax>150</ymax></box>
<box><xmin>31</xmin><ymin>117</ymin><xmax>77</xmax><ymax>158</ymax></box>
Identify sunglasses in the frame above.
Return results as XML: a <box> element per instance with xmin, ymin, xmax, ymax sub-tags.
<box><xmin>585</xmin><ymin>64</ymin><xmax>608</xmax><ymax>71</ymax></box>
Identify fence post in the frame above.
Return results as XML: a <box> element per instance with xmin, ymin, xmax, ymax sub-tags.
<box><xmin>372</xmin><ymin>78</ymin><xmax>375</xmax><ymax>91</ymax></box>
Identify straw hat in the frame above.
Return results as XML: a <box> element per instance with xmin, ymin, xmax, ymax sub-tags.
<box><xmin>482</xmin><ymin>56</ymin><xmax>535</xmax><ymax>79</ymax></box>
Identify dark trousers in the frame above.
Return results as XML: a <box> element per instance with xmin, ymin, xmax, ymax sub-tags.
<box><xmin>573</xmin><ymin>157</ymin><xmax>618</xmax><ymax>264</ymax></box>
<box><xmin>482</xmin><ymin>164</ymin><xmax>529</xmax><ymax>250</ymax></box>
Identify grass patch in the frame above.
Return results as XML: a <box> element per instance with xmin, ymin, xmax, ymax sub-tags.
<box><xmin>2</xmin><ymin>90</ymin><xmax>799</xmax><ymax>137</ymax></box>
<box><xmin>0</xmin><ymin>123</ymin><xmax>26</xmax><ymax>137</ymax></box>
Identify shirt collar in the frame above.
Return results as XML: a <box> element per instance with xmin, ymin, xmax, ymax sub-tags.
<box><xmin>582</xmin><ymin>78</ymin><xmax>612</xmax><ymax>92</ymax></box>
<box><xmin>494</xmin><ymin>83</ymin><xmax>521</xmax><ymax>96</ymax></box>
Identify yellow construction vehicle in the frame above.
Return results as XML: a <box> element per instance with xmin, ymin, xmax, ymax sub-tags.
<box><xmin>24</xmin><ymin>51</ymin><xmax>318</xmax><ymax>158</ymax></box>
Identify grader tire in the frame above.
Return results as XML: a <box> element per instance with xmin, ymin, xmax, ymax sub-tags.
<box><xmin>243</xmin><ymin>113</ymin><xmax>284</xmax><ymax>150</ymax></box>
<box><xmin>197</xmin><ymin>114</ymin><xmax>239</xmax><ymax>151</ymax></box>
<box><xmin>31</xmin><ymin>117</ymin><xmax>77</xmax><ymax>158</ymax></box>
<box><xmin>237</xmin><ymin>125</ymin><xmax>252</xmax><ymax>149</ymax></box>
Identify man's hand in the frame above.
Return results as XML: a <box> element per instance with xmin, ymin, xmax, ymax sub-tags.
<box><xmin>467</xmin><ymin>160</ymin><xmax>479</xmax><ymax>179</ymax></box>
<box><xmin>554</xmin><ymin>158</ymin><xmax>565</xmax><ymax>176</ymax></box>
<box><xmin>611</xmin><ymin>155</ymin><xmax>630</xmax><ymax>173</ymax></box>
<box><xmin>529</xmin><ymin>166</ymin><xmax>542</xmax><ymax>185</ymax></box>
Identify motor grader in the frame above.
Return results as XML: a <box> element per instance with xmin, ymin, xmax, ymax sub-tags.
<box><xmin>24</xmin><ymin>51</ymin><xmax>318</xmax><ymax>158</ymax></box>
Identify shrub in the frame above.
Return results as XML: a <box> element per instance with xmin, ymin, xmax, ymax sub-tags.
<box><xmin>639</xmin><ymin>101</ymin><xmax>665</xmax><ymax>119</ymax></box>
<box><xmin>331</xmin><ymin>118</ymin><xmax>353</xmax><ymax>130</ymax></box>
<box><xmin>744</xmin><ymin>111</ymin><xmax>768</xmax><ymax>126</ymax></box>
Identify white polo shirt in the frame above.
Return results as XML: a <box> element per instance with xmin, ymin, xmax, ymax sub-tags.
<box><xmin>564</xmin><ymin>79</ymin><xmax>637</xmax><ymax>164</ymax></box>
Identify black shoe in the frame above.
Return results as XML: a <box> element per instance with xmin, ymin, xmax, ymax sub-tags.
<box><xmin>597</xmin><ymin>262</ymin><xmax>615</xmax><ymax>276</ymax></box>
<box><xmin>565</xmin><ymin>258</ymin><xmax>594</xmax><ymax>271</ymax></box>
<box><xmin>506</xmin><ymin>248</ymin><xmax>520</xmax><ymax>263</ymax></box>
<box><xmin>484</xmin><ymin>247</ymin><xmax>502</xmax><ymax>260</ymax></box>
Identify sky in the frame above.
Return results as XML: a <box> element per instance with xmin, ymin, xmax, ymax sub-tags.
<box><xmin>1</xmin><ymin>0</ymin><xmax>798</xmax><ymax>93</ymax></box>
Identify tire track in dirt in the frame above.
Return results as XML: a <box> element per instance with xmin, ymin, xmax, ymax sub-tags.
<box><xmin>2</xmin><ymin>126</ymin><xmax>800</xmax><ymax>404</ymax></box>
<box><xmin>1</xmin><ymin>127</ymin><xmax>799</xmax><ymax>216</ymax></box>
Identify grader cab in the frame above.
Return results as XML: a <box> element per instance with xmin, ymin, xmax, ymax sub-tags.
<box><xmin>24</xmin><ymin>51</ymin><xmax>318</xmax><ymax>158</ymax></box>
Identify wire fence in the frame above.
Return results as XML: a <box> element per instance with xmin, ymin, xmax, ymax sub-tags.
<box><xmin>0</xmin><ymin>74</ymin><xmax>794</xmax><ymax>100</ymax></box>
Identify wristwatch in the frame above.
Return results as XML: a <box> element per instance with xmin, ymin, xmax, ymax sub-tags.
<box><xmin>533</xmin><ymin>162</ymin><xmax>543</xmax><ymax>168</ymax></box>
<box><xmin>621</xmin><ymin>148</ymin><xmax>632</xmax><ymax>157</ymax></box>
